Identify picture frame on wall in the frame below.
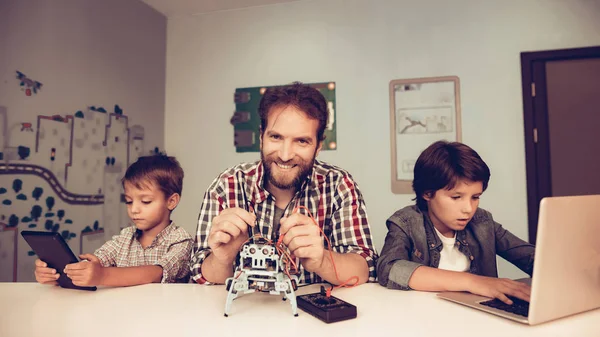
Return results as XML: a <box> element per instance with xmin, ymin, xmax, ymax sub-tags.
<box><xmin>389</xmin><ymin>76</ymin><xmax>462</xmax><ymax>194</ymax></box>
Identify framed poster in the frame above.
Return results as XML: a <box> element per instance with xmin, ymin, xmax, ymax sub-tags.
<box><xmin>389</xmin><ymin>76</ymin><xmax>462</xmax><ymax>194</ymax></box>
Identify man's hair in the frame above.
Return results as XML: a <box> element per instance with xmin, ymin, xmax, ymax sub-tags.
<box><xmin>122</xmin><ymin>155</ymin><xmax>184</xmax><ymax>198</ymax></box>
<box><xmin>413</xmin><ymin>141</ymin><xmax>490</xmax><ymax>211</ymax></box>
<box><xmin>258</xmin><ymin>82</ymin><xmax>328</xmax><ymax>142</ymax></box>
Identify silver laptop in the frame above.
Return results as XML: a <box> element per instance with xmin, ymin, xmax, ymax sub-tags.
<box><xmin>437</xmin><ymin>194</ymin><xmax>600</xmax><ymax>325</ymax></box>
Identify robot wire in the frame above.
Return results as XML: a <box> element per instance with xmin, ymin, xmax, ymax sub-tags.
<box><xmin>240</xmin><ymin>182</ymin><xmax>256</xmax><ymax>239</ymax></box>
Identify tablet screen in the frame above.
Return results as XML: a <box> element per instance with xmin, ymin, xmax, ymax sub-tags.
<box><xmin>21</xmin><ymin>231</ymin><xmax>97</xmax><ymax>291</ymax></box>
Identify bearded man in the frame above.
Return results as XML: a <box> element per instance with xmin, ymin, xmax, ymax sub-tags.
<box><xmin>190</xmin><ymin>82</ymin><xmax>377</xmax><ymax>285</ymax></box>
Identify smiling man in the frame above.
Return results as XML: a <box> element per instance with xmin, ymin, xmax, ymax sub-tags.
<box><xmin>190</xmin><ymin>82</ymin><xmax>377</xmax><ymax>285</ymax></box>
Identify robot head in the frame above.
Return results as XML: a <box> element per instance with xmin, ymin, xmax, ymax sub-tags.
<box><xmin>240</xmin><ymin>240</ymin><xmax>279</xmax><ymax>271</ymax></box>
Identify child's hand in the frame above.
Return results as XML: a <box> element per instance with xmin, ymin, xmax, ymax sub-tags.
<box><xmin>64</xmin><ymin>254</ymin><xmax>104</xmax><ymax>286</ymax></box>
<box><xmin>469</xmin><ymin>275</ymin><xmax>531</xmax><ymax>304</ymax></box>
<box><xmin>34</xmin><ymin>259</ymin><xmax>59</xmax><ymax>285</ymax></box>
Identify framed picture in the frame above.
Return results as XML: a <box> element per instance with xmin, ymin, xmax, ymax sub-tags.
<box><xmin>389</xmin><ymin>76</ymin><xmax>462</xmax><ymax>194</ymax></box>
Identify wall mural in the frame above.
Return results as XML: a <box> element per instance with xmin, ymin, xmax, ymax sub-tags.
<box><xmin>15</xmin><ymin>71</ymin><xmax>43</xmax><ymax>96</ymax></box>
<box><xmin>0</xmin><ymin>103</ymin><xmax>159</xmax><ymax>282</ymax></box>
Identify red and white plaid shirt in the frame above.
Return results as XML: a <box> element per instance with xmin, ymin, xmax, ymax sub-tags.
<box><xmin>94</xmin><ymin>222</ymin><xmax>193</xmax><ymax>283</ymax></box>
<box><xmin>191</xmin><ymin>160</ymin><xmax>378</xmax><ymax>284</ymax></box>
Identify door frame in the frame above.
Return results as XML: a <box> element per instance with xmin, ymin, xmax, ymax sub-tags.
<box><xmin>520</xmin><ymin>46</ymin><xmax>600</xmax><ymax>244</ymax></box>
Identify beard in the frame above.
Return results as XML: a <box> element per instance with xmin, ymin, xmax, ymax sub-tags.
<box><xmin>261</xmin><ymin>151</ymin><xmax>315</xmax><ymax>191</ymax></box>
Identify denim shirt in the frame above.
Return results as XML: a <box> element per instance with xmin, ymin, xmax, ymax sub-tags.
<box><xmin>377</xmin><ymin>205</ymin><xmax>535</xmax><ymax>290</ymax></box>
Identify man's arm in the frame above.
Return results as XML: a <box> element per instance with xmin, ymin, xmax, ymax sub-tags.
<box><xmin>200</xmin><ymin>253</ymin><xmax>234</xmax><ymax>283</ymax></box>
<box><xmin>279</xmin><ymin>211</ymin><xmax>372</xmax><ymax>286</ymax></box>
<box><xmin>190</xmin><ymin>182</ymin><xmax>225</xmax><ymax>284</ymax></box>
<box><xmin>313</xmin><ymin>250</ymin><xmax>369</xmax><ymax>285</ymax></box>
<box><xmin>200</xmin><ymin>208</ymin><xmax>256</xmax><ymax>283</ymax></box>
<box><xmin>324</xmin><ymin>174</ymin><xmax>377</xmax><ymax>284</ymax></box>
<box><xmin>190</xmin><ymin>179</ymin><xmax>255</xmax><ymax>284</ymax></box>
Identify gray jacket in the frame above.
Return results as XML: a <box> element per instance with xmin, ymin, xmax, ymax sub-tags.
<box><xmin>377</xmin><ymin>205</ymin><xmax>535</xmax><ymax>290</ymax></box>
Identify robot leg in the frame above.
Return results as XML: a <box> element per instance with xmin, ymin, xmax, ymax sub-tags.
<box><xmin>224</xmin><ymin>277</ymin><xmax>239</xmax><ymax>317</ymax></box>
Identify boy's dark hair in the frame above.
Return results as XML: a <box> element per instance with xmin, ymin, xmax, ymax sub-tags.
<box><xmin>258</xmin><ymin>81</ymin><xmax>328</xmax><ymax>142</ymax></box>
<box><xmin>122</xmin><ymin>155</ymin><xmax>184</xmax><ymax>198</ymax></box>
<box><xmin>413</xmin><ymin>141</ymin><xmax>490</xmax><ymax>211</ymax></box>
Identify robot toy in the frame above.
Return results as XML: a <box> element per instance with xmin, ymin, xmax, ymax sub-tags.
<box><xmin>224</xmin><ymin>236</ymin><xmax>299</xmax><ymax>317</ymax></box>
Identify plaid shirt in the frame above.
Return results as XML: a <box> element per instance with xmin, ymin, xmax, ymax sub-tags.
<box><xmin>94</xmin><ymin>222</ymin><xmax>193</xmax><ymax>283</ymax></box>
<box><xmin>191</xmin><ymin>160</ymin><xmax>378</xmax><ymax>284</ymax></box>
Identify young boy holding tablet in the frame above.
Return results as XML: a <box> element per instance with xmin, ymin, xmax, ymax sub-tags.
<box><xmin>34</xmin><ymin>155</ymin><xmax>193</xmax><ymax>286</ymax></box>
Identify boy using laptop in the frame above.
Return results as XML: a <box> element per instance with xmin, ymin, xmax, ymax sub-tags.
<box><xmin>34</xmin><ymin>155</ymin><xmax>193</xmax><ymax>286</ymax></box>
<box><xmin>377</xmin><ymin>141</ymin><xmax>534</xmax><ymax>304</ymax></box>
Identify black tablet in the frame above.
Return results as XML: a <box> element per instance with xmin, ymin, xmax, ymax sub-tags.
<box><xmin>21</xmin><ymin>230</ymin><xmax>97</xmax><ymax>291</ymax></box>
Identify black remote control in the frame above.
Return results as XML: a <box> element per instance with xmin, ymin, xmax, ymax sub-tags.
<box><xmin>297</xmin><ymin>286</ymin><xmax>357</xmax><ymax>323</ymax></box>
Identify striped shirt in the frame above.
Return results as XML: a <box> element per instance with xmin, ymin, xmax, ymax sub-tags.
<box><xmin>94</xmin><ymin>222</ymin><xmax>193</xmax><ymax>283</ymax></box>
<box><xmin>190</xmin><ymin>160</ymin><xmax>378</xmax><ymax>284</ymax></box>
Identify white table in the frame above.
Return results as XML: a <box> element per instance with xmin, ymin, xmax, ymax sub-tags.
<box><xmin>0</xmin><ymin>283</ymin><xmax>598</xmax><ymax>337</ymax></box>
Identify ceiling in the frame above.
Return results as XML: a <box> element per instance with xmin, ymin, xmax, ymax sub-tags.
<box><xmin>139</xmin><ymin>0</ymin><xmax>303</xmax><ymax>17</ymax></box>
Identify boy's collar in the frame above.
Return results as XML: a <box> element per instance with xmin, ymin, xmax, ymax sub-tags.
<box><xmin>423</xmin><ymin>212</ymin><xmax>470</xmax><ymax>249</ymax></box>
<box><xmin>134</xmin><ymin>221</ymin><xmax>174</xmax><ymax>242</ymax></box>
<box><xmin>423</xmin><ymin>212</ymin><xmax>442</xmax><ymax>250</ymax></box>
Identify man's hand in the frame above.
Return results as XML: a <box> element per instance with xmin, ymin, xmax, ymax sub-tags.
<box><xmin>207</xmin><ymin>207</ymin><xmax>256</xmax><ymax>266</ymax></box>
<box><xmin>468</xmin><ymin>275</ymin><xmax>531</xmax><ymax>304</ymax></box>
<box><xmin>64</xmin><ymin>254</ymin><xmax>105</xmax><ymax>287</ymax></box>
<box><xmin>34</xmin><ymin>259</ymin><xmax>59</xmax><ymax>285</ymax></box>
<box><xmin>279</xmin><ymin>212</ymin><xmax>324</xmax><ymax>273</ymax></box>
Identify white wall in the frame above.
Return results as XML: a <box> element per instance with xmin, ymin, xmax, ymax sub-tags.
<box><xmin>0</xmin><ymin>0</ymin><xmax>166</xmax><ymax>281</ymax></box>
<box><xmin>165</xmin><ymin>0</ymin><xmax>600</xmax><ymax>279</ymax></box>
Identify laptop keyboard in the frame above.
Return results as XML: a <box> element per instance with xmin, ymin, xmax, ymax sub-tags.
<box><xmin>480</xmin><ymin>296</ymin><xmax>530</xmax><ymax>317</ymax></box>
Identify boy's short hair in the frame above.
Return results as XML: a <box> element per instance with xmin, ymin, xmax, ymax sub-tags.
<box><xmin>413</xmin><ymin>141</ymin><xmax>490</xmax><ymax>211</ymax></box>
<box><xmin>122</xmin><ymin>155</ymin><xmax>184</xmax><ymax>198</ymax></box>
<box><xmin>258</xmin><ymin>81</ymin><xmax>329</xmax><ymax>142</ymax></box>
